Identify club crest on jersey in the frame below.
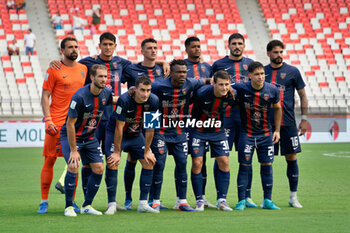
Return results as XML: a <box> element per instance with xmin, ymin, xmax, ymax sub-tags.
<box><xmin>243</xmin><ymin>64</ymin><xmax>248</xmax><ymax>70</ymax></box>
<box><xmin>144</xmin><ymin>104</ymin><xmax>150</xmax><ymax>111</ymax></box>
<box><xmin>156</xmin><ymin>69</ymin><xmax>161</xmax><ymax>76</ymax></box>
<box><xmin>264</xmin><ymin>94</ymin><xmax>269</xmax><ymax>101</ymax></box>
<box><xmin>201</xmin><ymin>66</ymin><xmax>206</xmax><ymax>73</ymax></box>
<box><xmin>113</xmin><ymin>62</ymin><xmax>118</xmax><ymax>69</ymax></box>
<box><xmin>222</xmin><ymin>102</ymin><xmax>228</xmax><ymax>108</ymax></box>
<box><xmin>158</xmin><ymin>147</ymin><xmax>165</xmax><ymax>154</ymax></box>
<box><xmin>81</xmin><ymin>71</ymin><xmax>85</xmax><ymax>77</ymax></box>
<box><xmin>102</xmin><ymin>98</ymin><xmax>106</xmax><ymax>105</ymax></box>
<box><xmin>182</xmin><ymin>88</ymin><xmax>187</xmax><ymax>95</ymax></box>
<box><xmin>193</xmin><ymin>147</ymin><xmax>199</xmax><ymax>154</ymax></box>
<box><xmin>280</xmin><ymin>73</ymin><xmax>286</xmax><ymax>79</ymax></box>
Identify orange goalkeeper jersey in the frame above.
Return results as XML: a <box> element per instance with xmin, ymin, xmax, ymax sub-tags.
<box><xmin>42</xmin><ymin>62</ymin><xmax>87</xmax><ymax>126</ymax></box>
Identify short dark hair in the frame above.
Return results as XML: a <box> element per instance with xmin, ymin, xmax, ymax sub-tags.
<box><xmin>135</xmin><ymin>75</ymin><xmax>152</xmax><ymax>87</ymax></box>
<box><xmin>170</xmin><ymin>59</ymin><xmax>187</xmax><ymax>71</ymax></box>
<box><xmin>266</xmin><ymin>40</ymin><xmax>284</xmax><ymax>52</ymax></box>
<box><xmin>184</xmin><ymin>36</ymin><xmax>200</xmax><ymax>48</ymax></box>
<box><xmin>141</xmin><ymin>38</ymin><xmax>157</xmax><ymax>49</ymax></box>
<box><xmin>248</xmin><ymin>61</ymin><xmax>264</xmax><ymax>73</ymax></box>
<box><xmin>228</xmin><ymin>33</ymin><xmax>245</xmax><ymax>45</ymax></box>
<box><xmin>213</xmin><ymin>70</ymin><xmax>230</xmax><ymax>83</ymax></box>
<box><xmin>99</xmin><ymin>32</ymin><xmax>116</xmax><ymax>44</ymax></box>
<box><xmin>60</xmin><ymin>36</ymin><xmax>77</xmax><ymax>49</ymax></box>
<box><xmin>90</xmin><ymin>64</ymin><xmax>107</xmax><ymax>77</ymax></box>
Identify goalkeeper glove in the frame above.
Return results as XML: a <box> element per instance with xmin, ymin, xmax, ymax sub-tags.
<box><xmin>43</xmin><ymin>116</ymin><xmax>58</xmax><ymax>136</ymax></box>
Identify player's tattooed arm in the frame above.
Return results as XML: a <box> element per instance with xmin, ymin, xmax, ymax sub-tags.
<box><xmin>297</xmin><ymin>88</ymin><xmax>308</xmax><ymax>136</ymax></box>
<box><xmin>272</xmin><ymin>101</ymin><xmax>282</xmax><ymax>144</ymax></box>
<box><xmin>67</xmin><ymin>116</ymin><xmax>80</xmax><ymax>169</ymax></box>
<box><xmin>108</xmin><ymin>120</ymin><xmax>124</xmax><ymax>166</ymax></box>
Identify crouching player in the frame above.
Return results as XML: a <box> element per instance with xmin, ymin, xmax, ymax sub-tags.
<box><xmin>189</xmin><ymin>70</ymin><xmax>235</xmax><ymax>211</ymax></box>
<box><xmin>105</xmin><ymin>75</ymin><xmax>160</xmax><ymax>213</ymax></box>
<box><xmin>233</xmin><ymin>61</ymin><xmax>282</xmax><ymax>210</ymax></box>
<box><xmin>61</xmin><ymin>64</ymin><xmax>117</xmax><ymax>216</ymax></box>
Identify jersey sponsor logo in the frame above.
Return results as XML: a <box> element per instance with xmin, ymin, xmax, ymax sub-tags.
<box><xmin>156</xmin><ymin>69</ymin><xmax>161</xmax><ymax>76</ymax></box>
<box><xmin>116</xmin><ymin>106</ymin><xmax>122</xmax><ymax>114</ymax></box>
<box><xmin>88</xmin><ymin>119</ymin><xmax>97</xmax><ymax>127</ymax></box>
<box><xmin>264</xmin><ymin>93</ymin><xmax>269</xmax><ymax>101</ymax></box>
<box><xmin>243</xmin><ymin>64</ymin><xmax>248</xmax><ymax>70</ymax></box>
<box><xmin>253</xmin><ymin>112</ymin><xmax>262</xmax><ymax>125</ymax></box>
<box><xmin>280</xmin><ymin>73</ymin><xmax>286</xmax><ymax>79</ymax></box>
<box><xmin>113</xmin><ymin>62</ymin><xmax>118</xmax><ymax>69</ymax></box>
<box><xmin>70</xmin><ymin>100</ymin><xmax>77</xmax><ymax>109</ymax></box>
<box><xmin>143</xmin><ymin>110</ymin><xmax>161</xmax><ymax>129</ymax></box>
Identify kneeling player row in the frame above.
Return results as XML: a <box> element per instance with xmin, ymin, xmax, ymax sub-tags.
<box><xmin>61</xmin><ymin>61</ymin><xmax>285</xmax><ymax>216</ymax></box>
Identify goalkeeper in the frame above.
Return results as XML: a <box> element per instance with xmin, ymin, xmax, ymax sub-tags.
<box><xmin>38</xmin><ymin>36</ymin><xmax>87</xmax><ymax>214</ymax></box>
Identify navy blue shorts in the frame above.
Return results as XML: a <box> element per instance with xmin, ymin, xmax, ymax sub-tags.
<box><xmin>189</xmin><ymin>132</ymin><xmax>229</xmax><ymax>158</ymax></box>
<box><xmin>61</xmin><ymin>136</ymin><xmax>103</xmax><ymax>166</ymax></box>
<box><xmin>105</xmin><ymin>129</ymin><xmax>145</xmax><ymax>161</ymax></box>
<box><xmin>237</xmin><ymin>133</ymin><xmax>274</xmax><ymax>164</ymax></box>
<box><xmin>224</xmin><ymin>120</ymin><xmax>241</xmax><ymax>151</ymax></box>
<box><xmin>151</xmin><ymin>134</ymin><xmax>188</xmax><ymax>159</ymax></box>
<box><xmin>95</xmin><ymin>120</ymin><xmax>108</xmax><ymax>154</ymax></box>
<box><xmin>273</xmin><ymin>125</ymin><xmax>302</xmax><ymax>155</ymax></box>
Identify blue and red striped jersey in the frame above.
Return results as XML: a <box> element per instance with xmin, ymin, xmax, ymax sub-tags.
<box><xmin>191</xmin><ymin>85</ymin><xmax>235</xmax><ymax>139</ymax></box>
<box><xmin>79</xmin><ymin>55</ymin><xmax>132</xmax><ymax>121</ymax></box>
<box><xmin>233</xmin><ymin>82</ymin><xmax>280</xmax><ymax>137</ymax></box>
<box><xmin>184</xmin><ymin>59</ymin><xmax>213</xmax><ymax>79</ymax></box>
<box><xmin>212</xmin><ymin>56</ymin><xmax>254</xmax><ymax>127</ymax></box>
<box><xmin>107</xmin><ymin>92</ymin><xmax>159</xmax><ymax>138</ymax></box>
<box><xmin>264</xmin><ymin>62</ymin><xmax>306</xmax><ymax>126</ymax></box>
<box><xmin>61</xmin><ymin>84</ymin><xmax>113</xmax><ymax>141</ymax></box>
<box><xmin>121</xmin><ymin>62</ymin><xmax>164</xmax><ymax>88</ymax></box>
<box><xmin>152</xmin><ymin>77</ymin><xmax>204</xmax><ymax>142</ymax></box>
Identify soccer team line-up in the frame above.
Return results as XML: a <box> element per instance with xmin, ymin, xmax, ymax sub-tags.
<box><xmin>38</xmin><ymin>32</ymin><xmax>307</xmax><ymax>216</ymax></box>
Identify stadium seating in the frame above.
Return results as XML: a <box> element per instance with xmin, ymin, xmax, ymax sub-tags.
<box><xmin>258</xmin><ymin>0</ymin><xmax>350</xmax><ymax>112</ymax></box>
<box><xmin>46</xmin><ymin>0</ymin><xmax>256</xmax><ymax>63</ymax></box>
<box><xmin>0</xmin><ymin>1</ymin><xmax>43</xmax><ymax>117</ymax></box>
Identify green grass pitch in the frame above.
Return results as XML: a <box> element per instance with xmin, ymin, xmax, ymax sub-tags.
<box><xmin>1</xmin><ymin>143</ymin><xmax>350</xmax><ymax>233</ymax></box>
